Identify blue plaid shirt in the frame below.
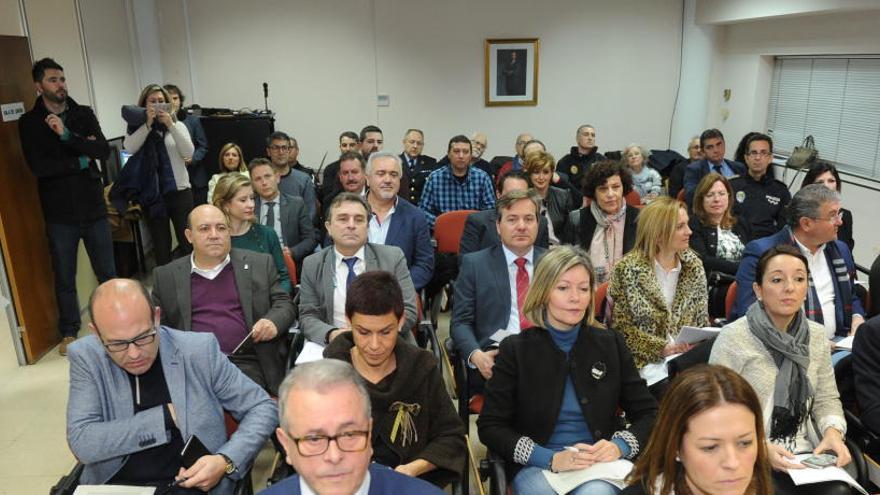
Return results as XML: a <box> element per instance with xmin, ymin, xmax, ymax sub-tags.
<box><xmin>418</xmin><ymin>165</ymin><xmax>496</xmax><ymax>227</ymax></box>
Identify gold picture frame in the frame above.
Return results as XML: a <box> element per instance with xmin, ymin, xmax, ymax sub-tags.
<box><xmin>484</xmin><ymin>38</ymin><xmax>539</xmax><ymax>107</ymax></box>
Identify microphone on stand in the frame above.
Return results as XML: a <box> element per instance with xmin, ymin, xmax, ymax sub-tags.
<box><xmin>262</xmin><ymin>82</ymin><xmax>269</xmax><ymax>113</ymax></box>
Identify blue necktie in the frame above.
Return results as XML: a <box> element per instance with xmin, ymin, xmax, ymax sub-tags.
<box><xmin>343</xmin><ymin>257</ymin><xmax>358</xmax><ymax>289</ymax></box>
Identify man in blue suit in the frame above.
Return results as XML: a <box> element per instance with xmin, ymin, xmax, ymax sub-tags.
<box><xmin>683</xmin><ymin>128</ymin><xmax>746</xmax><ymax>206</ymax></box>
<box><xmin>67</xmin><ymin>279</ymin><xmax>277</xmax><ymax>493</ymax></box>
<box><xmin>730</xmin><ymin>184</ymin><xmax>865</xmax><ymax>338</ymax></box>
<box><xmin>365</xmin><ymin>151</ymin><xmax>434</xmax><ymax>291</ymax></box>
<box><xmin>263</xmin><ymin>360</ymin><xmax>443</xmax><ymax>494</ymax></box>
<box><xmin>452</xmin><ymin>189</ymin><xmax>546</xmax><ymax>382</ymax></box>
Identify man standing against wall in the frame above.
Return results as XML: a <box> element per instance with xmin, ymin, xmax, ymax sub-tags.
<box><xmin>557</xmin><ymin>124</ymin><xmax>606</xmax><ymax>188</ymax></box>
<box><xmin>164</xmin><ymin>84</ymin><xmax>209</xmax><ymax>206</ymax></box>
<box><xmin>18</xmin><ymin>58</ymin><xmax>117</xmax><ymax>356</ymax></box>
<box><xmin>399</xmin><ymin>128</ymin><xmax>438</xmax><ymax>205</ymax></box>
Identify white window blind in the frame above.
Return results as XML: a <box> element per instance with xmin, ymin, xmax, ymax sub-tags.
<box><xmin>766</xmin><ymin>56</ymin><xmax>880</xmax><ymax>179</ymax></box>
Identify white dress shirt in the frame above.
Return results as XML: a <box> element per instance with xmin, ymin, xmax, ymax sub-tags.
<box><xmin>332</xmin><ymin>246</ymin><xmax>366</xmax><ymax>329</ymax></box>
<box><xmin>260</xmin><ymin>193</ymin><xmax>284</xmax><ymax>245</ymax></box>
<box><xmin>795</xmin><ymin>238</ymin><xmax>836</xmax><ymax>338</ymax></box>
<box><xmin>368</xmin><ymin>197</ymin><xmax>397</xmax><ymax>245</ymax></box>
<box><xmin>502</xmin><ymin>244</ymin><xmax>534</xmax><ymax>334</ymax></box>
<box><xmin>190</xmin><ymin>253</ymin><xmax>232</xmax><ymax>280</ymax></box>
<box><xmin>653</xmin><ymin>258</ymin><xmax>682</xmax><ymax>312</ymax></box>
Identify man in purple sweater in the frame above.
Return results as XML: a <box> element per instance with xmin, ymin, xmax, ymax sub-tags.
<box><xmin>152</xmin><ymin>205</ymin><xmax>296</xmax><ymax>394</ymax></box>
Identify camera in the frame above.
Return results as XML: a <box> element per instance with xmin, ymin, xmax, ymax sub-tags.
<box><xmin>151</xmin><ymin>102</ymin><xmax>171</xmax><ymax>113</ymax></box>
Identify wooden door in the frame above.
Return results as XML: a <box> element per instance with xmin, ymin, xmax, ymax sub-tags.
<box><xmin>0</xmin><ymin>35</ymin><xmax>59</xmax><ymax>363</ymax></box>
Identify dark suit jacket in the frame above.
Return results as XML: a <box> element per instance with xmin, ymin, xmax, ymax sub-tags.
<box><xmin>853</xmin><ymin>316</ymin><xmax>880</xmax><ymax>435</ymax></box>
<box><xmin>683</xmin><ymin>158</ymin><xmax>746</xmax><ymax>206</ymax></box>
<box><xmin>260</xmin><ymin>463</ymin><xmax>444</xmax><ymax>495</ymax></box>
<box><xmin>299</xmin><ymin>243</ymin><xmax>417</xmax><ymax>344</ymax></box>
<box><xmin>151</xmin><ymin>248</ymin><xmax>296</xmax><ymax>393</ymax></box>
<box><xmin>451</xmin><ymin>244</ymin><xmax>547</xmax><ymax>359</ymax></box>
<box><xmin>477</xmin><ymin>326</ymin><xmax>657</xmax><ymax>478</ymax></box>
<box><xmin>255</xmin><ymin>192</ymin><xmax>318</xmax><ymax>264</ymax></box>
<box><xmin>399</xmin><ymin>153</ymin><xmax>438</xmax><ymax>205</ymax></box>
<box><xmin>459</xmin><ymin>209</ymin><xmax>550</xmax><ymax>256</ymax></box>
<box><xmin>382</xmin><ymin>196</ymin><xmax>434</xmax><ymax>291</ymax></box>
<box><xmin>730</xmin><ymin>226</ymin><xmax>865</xmax><ymax>333</ymax></box>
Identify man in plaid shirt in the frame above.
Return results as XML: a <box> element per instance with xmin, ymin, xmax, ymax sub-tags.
<box><xmin>419</xmin><ymin>134</ymin><xmax>496</xmax><ymax>228</ymax></box>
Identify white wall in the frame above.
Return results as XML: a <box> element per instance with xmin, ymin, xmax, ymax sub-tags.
<box><xmin>0</xmin><ymin>0</ymin><xmax>23</xmax><ymax>35</ymax></box>
<box><xmin>708</xmin><ymin>8</ymin><xmax>880</xmax><ymax>264</ymax></box>
<box><xmin>696</xmin><ymin>0</ymin><xmax>880</xmax><ymax>24</ymax></box>
<box><xmin>79</xmin><ymin>0</ymin><xmax>140</xmax><ymax>138</ymax></box>
<box><xmin>159</xmin><ymin>0</ymin><xmax>682</xmax><ymax>166</ymax></box>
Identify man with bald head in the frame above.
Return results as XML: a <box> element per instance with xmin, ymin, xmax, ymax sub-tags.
<box><xmin>494</xmin><ymin>132</ymin><xmax>533</xmax><ymax>181</ymax></box>
<box><xmin>67</xmin><ymin>278</ymin><xmax>277</xmax><ymax>492</ymax></box>
<box><xmin>152</xmin><ymin>204</ymin><xmax>296</xmax><ymax>394</ymax></box>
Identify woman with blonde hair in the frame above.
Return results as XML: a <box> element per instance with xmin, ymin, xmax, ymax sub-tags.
<box><xmin>479</xmin><ymin>245</ymin><xmax>657</xmax><ymax>494</ymax></box>
<box><xmin>212</xmin><ymin>173</ymin><xmax>291</xmax><ymax>292</ymax></box>
<box><xmin>207</xmin><ymin>142</ymin><xmax>249</xmax><ymax>202</ymax></box>
<box><xmin>123</xmin><ymin>83</ymin><xmax>195</xmax><ymax>266</ymax></box>
<box><xmin>524</xmin><ymin>150</ymin><xmax>574</xmax><ymax>245</ymax></box>
<box><xmin>623</xmin><ymin>364</ymin><xmax>773</xmax><ymax>495</ymax></box>
<box><xmin>609</xmin><ymin>196</ymin><xmax>708</xmax><ymax>395</ymax></box>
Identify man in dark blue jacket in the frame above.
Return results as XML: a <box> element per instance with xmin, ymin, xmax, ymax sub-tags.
<box><xmin>731</xmin><ymin>184</ymin><xmax>865</xmax><ymax>337</ymax></box>
<box><xmin>18</xmin><ymin>58</ymin><xmax>116</xmax><ymax>355</ymax></box>
<box><xmin>683</xmin><ymin>128</ymin><xmax>746</xmax><ymax>207</ymax></box>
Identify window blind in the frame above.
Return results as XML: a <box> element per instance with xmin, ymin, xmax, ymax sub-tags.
<box><xmin>766</xmin><ymin>56</ymin><xmax>880</xmax><ymax>179</ymax></box>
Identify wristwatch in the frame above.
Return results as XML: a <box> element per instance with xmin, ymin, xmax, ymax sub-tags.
<box><xmin>219</xmin><ymin>453</ymin><xmax>236</xmax><ymax>475</ymax></box>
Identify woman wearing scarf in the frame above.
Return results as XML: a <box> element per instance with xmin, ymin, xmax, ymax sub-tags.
<box><xmin>478</xmin><ymin>246</ymin><xmax>657</xmax><ymax>495</ymax></box>
<box><xmin>567</xmin><ymin>160</ymin><xmax>640</xmax><ymax>284</ymax></box>
<box><xmin>523</xmin><ymin>150</ymin><xmax>574</xmax><ymax>246</ymax></box>
<box><xmin>323</xmin><ymin>271</ymin><xmax>465</xmax><ymax>488</ymax></box>
<box><xmin>123</xmin><ymin>84</ymin><xmax>195</xmax><ymax>267</ymax></box>
<box><xmin>710</xmin><ymin>245</ymin><xmax>853</xmax><ymax>495</ymax></box>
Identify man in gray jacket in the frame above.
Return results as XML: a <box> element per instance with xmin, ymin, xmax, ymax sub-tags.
<box><xmin>67</xmin><ymin>278</ymin><xmax>277</xmax><ymax>493</ymax></box>
<box><xmin>299</xmin><ymin>193</ymin><xmax>417</xmax><ymax>345</ymax></box>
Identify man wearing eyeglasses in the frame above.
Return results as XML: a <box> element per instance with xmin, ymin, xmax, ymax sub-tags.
<box><xmin>731</xmin><ymin>184</ymin><xmax>865</xmax><ymax>340</ymax></box>
<box><xmin>262</xmin><ymin>359</ymin><xmax>442</xmax><ymax>494</ymax></box>
<box><xmin>67</xmin><ymin>278</ymin><xmax>277</xmax><ymax>493</ymax></box>
<box><xmin>730</xmin><ymin>133</ymin><xmax>791</xmax><ymax>239</ymax></box>
<box><xmin>266</xmin><ymin>131</ymin><xmax>318</xmax><ymax>224</ymax></box>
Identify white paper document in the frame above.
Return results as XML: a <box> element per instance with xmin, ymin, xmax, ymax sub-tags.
<box><xmin>73</xmin><ymin>486</ymin><xmax>155</xmax><ymax>495</ymax></box>
<box><xmin>542</xmin><ymin>459</ymin><xmax>634</xmax><ymax>494</ymax></box>
<box><xmin>675</xmin><ymin>326</ymin><xmax>720</xmax><ymax>345</ymax></box>
<box><xmin>295</xmin><ymin>341</ymin><xmax>326</xmax><ymax>365</ymax></box>
<box><xmin>787</xmin><ymin>454</ymin><xmax>868</xmax><ymax>495</ymax></box>
<box><xmin>834</xmin><ymin>336</ymin><xmax>855</xmax><ymax>351</ymax></box>
<box><xmin>488</xmin><ymin>329</ymin><xmax>513</xmax><ymax>343</ymax></box>
<box><xmin>639</xmin><ymin>354</ymin><xmax>680</xmax><ymax>386</ymax></box>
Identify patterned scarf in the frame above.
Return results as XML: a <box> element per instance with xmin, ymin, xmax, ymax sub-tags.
<box><xmin>746</xmin><ymin>302</ymin><xmax>813</xmax><ymax>443</ymax></box>
<box><xmin>588</xmin><ymin>200</ymin><xmax>626</xmax><ymax>283</ymax></box>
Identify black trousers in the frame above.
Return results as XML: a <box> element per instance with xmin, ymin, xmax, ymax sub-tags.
<box><xmin>147</xmin><ymin>189</ymin><xmax>193</xmax><ymax>267</ymax></box>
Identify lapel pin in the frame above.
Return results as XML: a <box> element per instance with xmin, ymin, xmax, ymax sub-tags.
<box><xmin>591</xmin><ymin>361</ymin><xmax>607</xmax><ymax>380</ymax></box>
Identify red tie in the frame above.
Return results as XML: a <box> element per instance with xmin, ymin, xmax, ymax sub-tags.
<box><xmin>515</xmin><ymin>257</ymin><xmax>532</xmax><ymax>330</ymax></box>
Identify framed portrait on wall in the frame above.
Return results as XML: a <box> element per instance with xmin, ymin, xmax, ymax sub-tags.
<box><xmin>484</xmin><ymin>38</ymin><xmax>539</xmax><ymax>106</ymax></box>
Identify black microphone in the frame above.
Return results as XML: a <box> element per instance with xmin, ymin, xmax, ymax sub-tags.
<box><xmin>262</xmin><ymin>82</ymin><xmax>269</xmax><ymax>113</ymax></box>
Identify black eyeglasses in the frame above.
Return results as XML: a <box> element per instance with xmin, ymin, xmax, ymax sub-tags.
<box><xmin>285</xmin><ymin>430</ymin><xmax>370</xmax><ymax>457</ymax></box>
<box><xmin>102</xmin><ymin>329</ymin><xmax>158</xmax><ymax>353</ymax></box>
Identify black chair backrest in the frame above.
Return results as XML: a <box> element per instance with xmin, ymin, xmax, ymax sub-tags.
<box><xmin>667</xmin><ymin>336</ymin><xmax>717</xmax><ymax>380</ymax></box>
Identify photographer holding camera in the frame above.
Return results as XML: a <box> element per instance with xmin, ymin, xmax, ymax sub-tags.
<box><xmin>121</xmin><ymin>84</ymin><xmax>195</xmax><ymax>266</ymax></box>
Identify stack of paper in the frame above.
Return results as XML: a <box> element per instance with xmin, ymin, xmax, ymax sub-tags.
<box><xmin>295</xmin><ymin>341</ymin><xmax>326</xmax><ymax>365</ymax></box>
<box><xmin>542</xmin><ymin>459</ymin><xmax>634</xmax><ymax>494</ymax></box>
<box><xmin>675</xmin><ymin>326</ymin><xmax>721</xmax><ymax>345</ymax></box>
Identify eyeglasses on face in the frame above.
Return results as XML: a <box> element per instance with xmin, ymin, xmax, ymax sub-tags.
<box><xmin>286</xmin><ymin>429</ymin><xmax>370</xmax><ymax>457</ymax></box>
<box><xmin>268</xmin><ymin>145</ymin><xmax>291</xmax><ymax>152</ymax></box>
<box><xmin>102</xmin><ymin>329</ymin><xmax>158</xmax><ymax>353</ymax></box>
<box><xmin>813</xmin><ymin>210</ymin><xmax>843</xmax><ymax>222</ymax></box>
